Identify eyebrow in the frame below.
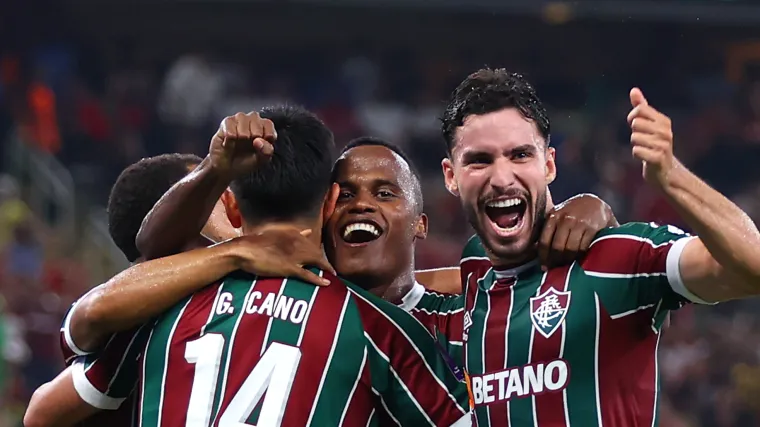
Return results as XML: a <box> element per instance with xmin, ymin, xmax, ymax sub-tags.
<box><xmin>337</xmin><ymin>178</ymin><xmax>401</xmax><ymax>188</ymax></box>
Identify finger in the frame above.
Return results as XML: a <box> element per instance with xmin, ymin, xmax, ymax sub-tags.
<box><xmin>632</xmin><ymin>146</ymin><xmax>663</xmax><ymax>164</ymax></box>
<box><xmin>630</xmin><ymin>117</ymin><xmax>659</xmax><ymax>135</ymax></box>
<box><xmin>538</xmin><ymin>213</ymin><xmax>559</xmax><ymax>270</ymax></box>
<box><xmin>578</xmin><ymin>228</ymin><xmax>596</xmax><ymax>254</ymax></box>
<box><xmin>561</xmin><ymin>226</ymin><xmax>585</xmax><ymax>265</ymax></box>
<box><xmin>306</xmin><ymin>255</ymin><xmax>337</xmax><ymax>276</ymax></box>
<box><xmin>630</xmin><ymin>87</ymin><xmax>648</xmax><ymax>108</ymax></box>
<box><xmin>221</xmin><ymin>116</ymin><xmax>238</xmax><ymax>141</ymax></box>
<box><xmin>261</xmin><ymin>118</ymin><xmax>277</xmax><ymax>144</ymax></box>
<box><xmin>235</xmin><ymin>112</ymin><xmax>249</xmax><ymax>140</ymax></box>
<box><xmin>300</xmin><ymin>229</ymin><xmax>313</xmax><ymax>237</ymax></box>
<box><xmin>252</xmin><ymin>138</ymin><xmax>275</xmax><ymax>157</ymax></box>
<box><xmin>627</xmin><ymin>104</ymin><xmax>659</xmax><ymax>125</ymax></box>
<box><xmin>548</xmin><ymin>220</ymin><xmax>572</xmax><ymax>268</ymax></box>
<box><xmin>291</xmin><ymin>267</ymin><xmax>331</xmax><ymax>287</ymax></box>
<box><xmin>630</xmin><ymin>132</ymin><xmax>664</xmax><ymax>149</ymax></box>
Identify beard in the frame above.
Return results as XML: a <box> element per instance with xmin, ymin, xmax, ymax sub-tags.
<box><xmin>462</xmin><ymin>187</ymin><xmax>548</xmax><ymax>265</ymax></box>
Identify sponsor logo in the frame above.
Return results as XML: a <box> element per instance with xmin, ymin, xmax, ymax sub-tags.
<box><xmin>462</xmin><ymin>310</ymin><xmax>473</xmax><ymax>342</ymax></box>
<box><xmin>470</xmin><ymin>360</ymin><xmax>570</xmax><ymax>406</ymax></box>
<box><xmin>530</xmin><ymin>288</ymin><xmax>571</xmax><ymax>339</ymax></box>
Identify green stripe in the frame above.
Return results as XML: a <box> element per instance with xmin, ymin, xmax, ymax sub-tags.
<box><xmin>505</xmin><ymin>272</ymin><xmax>542</xmax><ymax>426</ymax></box>
<box><xmin>564</xmin><ymin>268</ymin><xmax>601</xmax><ymax>427</ymax></box>
<box><xmin>310</xmin><ymin>296</ymin><xmax>364</xmax><ymax>425</ymax></box>
<box><xmin>140</xmin><ymin>296</ymin><xmax>192</xmax><ymax>427</ymax></box>
<box><xmin>468</xmin><ymin>271</ymin><xmax>490</xmax><ymax>425</ymax></box>
<box><xmin>208</xmin><ymin>278</ymin><xmax>256</xmax><ymax>424</ymax></box>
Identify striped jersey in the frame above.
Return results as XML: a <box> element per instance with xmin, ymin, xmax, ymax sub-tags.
<box><xmin>60</xmin><ymin>292</ymin><xmax>142</xmax><ymax>427</ymax></box>
<box><xmin>461</xmin><ymin>222</ymin><xmax>707</xmax><ymax>427</ymax></box>
<box><xmin>60</xmin><ymin>276</ymin><xmax>471</xmax><ymax>427</ymax></box>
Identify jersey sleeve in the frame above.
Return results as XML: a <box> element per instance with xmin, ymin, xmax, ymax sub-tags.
<box><xmin>350</xmin><ymin>287</ymin><xmax>471</xmax><ymax>426</ymax></box>
<box><xmin>60</xmin><ymin>289</ymin><xmax>100</xmax><ymax>363</ymax></box>
<box><xmin>411</xmin><ymin>291</ymin><xmax>465</xmax><ymax>373</ymax></box>
<box><xmin>583</xmin><ymin>222</ymin><xmax>708</xmax><ymax>319</ymax></box>
<box><xmin>70</xmin><ymin>325</ymin><xmax>151</xmax><ymax>410</ymax></box>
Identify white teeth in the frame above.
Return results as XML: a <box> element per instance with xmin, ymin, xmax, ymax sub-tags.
<box><xmin>487</xmin><ymin>198</ymin><xmax>523</xmax><ymax>208</ymax></box>
<box><xmin>343</xmin><ymin>222</ymin><xmax>380</xmax><ymax>238</ymax></box>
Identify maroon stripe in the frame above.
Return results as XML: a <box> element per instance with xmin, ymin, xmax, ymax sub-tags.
<box><xmin>281</xmin><ymin>278</ymin><xmax>352</xmax><ymax>425</ymax></box>
<box><xmin>160</xmin><ymin>283</ymin><xmax>220</xmax><ymax>426</ymax></box>
<box><xmin>597</xmin><ymin>303</ymin><xmax>660</xmax><ymax>427</ymax></box>
<box><xmin>531</xmin><ymin>266</ymin><xmax>571</xmax><ymax>427</ymax></box>
<box><xmin>84</xmin><ymin>329</ymin><xmax>141</xmax><ymax>393</ymax></box>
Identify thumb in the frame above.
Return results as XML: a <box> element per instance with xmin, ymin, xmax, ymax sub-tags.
<box><xmin>300</xmin><ymin>229</ymin><xmax>313</xmax><ymax>237</ymax></box>
<box><xmin>630</xmin><ymin>87</ymin><xmax>648</xmax><ymax>107</ymax></box>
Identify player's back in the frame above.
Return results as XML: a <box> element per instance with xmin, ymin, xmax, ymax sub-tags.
<box><xmin>137</xmin><ymin>269</ymin><xmax>470</xmax><ymax>427</ymax></box>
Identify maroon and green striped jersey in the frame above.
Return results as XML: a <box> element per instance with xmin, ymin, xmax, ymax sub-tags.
<box><xmin>60</xmin><ymin>293</ymin><xmax>147</xmax><ymax>427</ymax></box>
<box><xmin>460</xmin><ymin>222</ymin><xmax>707</xmax><ymax>427</ymax></box>
<box><xmin>405</xmin><ymin>282</ymin><xmax>466</xmax><ymax>372</ymax></box>
<box><xmin>138</xmin><ymin>269</ymin><xmax>471</xmax><ymax>427</ymax></box>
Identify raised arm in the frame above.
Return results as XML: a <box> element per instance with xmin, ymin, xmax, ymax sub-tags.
<box><xmin>628</xmin><ymin>88</ymin><xmax>760</xmax><ymax>303</ymax></box>
<box><xmin>68</xmin><ymin>230</ymin><xmax>332</xmax><ymax>352</ymax></box>
<box><xmin>136</xmin><ymin>111</ymin><xmax>276</xmax><ymax>260</ymax></box>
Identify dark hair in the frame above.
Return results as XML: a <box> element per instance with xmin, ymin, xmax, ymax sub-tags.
<box><xmin>230</xmin><ymin>105</ymin><xmax>336</xmax><ymax>223</ymax></box>
<box><xmin>107</xmin><ymin>153</ymin><xmax>202</xmax><ymax>262</ymax></box>
<box><xmin>342</xmin><ymin>136</ymin><xmax>424</xmax><ymax>212</ymax></box>
<box><xmin>441</xmin><ymin>68</ymin><xmax>550</xmax><ymax>154</ymax></box>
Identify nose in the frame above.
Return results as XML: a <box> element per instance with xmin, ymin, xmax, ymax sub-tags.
<box><xmin>348</xmin><ymin>190</ymin><xmax>377</xmax><ymax>214</ymax></box>
<box><xmin>489</xmin><ymin>157</ymin><xmax>517</xmax><ymax>190</ymax></box>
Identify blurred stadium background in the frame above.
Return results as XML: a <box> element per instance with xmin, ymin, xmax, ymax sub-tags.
<box><xmin>2</xmin><ymin>0</ymin><xmax>760</xmax><ymax>425</ymax></box>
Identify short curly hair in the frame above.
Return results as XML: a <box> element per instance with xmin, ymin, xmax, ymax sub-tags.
<box><xmin>441</xmin><ymin>68</ymin><xmax>550</xmax><ymax>154</ymax></box>
<box><xmin>107</xmin><ymin>153</ymin><xmax>202</xmax><ymax>261</ymax></box>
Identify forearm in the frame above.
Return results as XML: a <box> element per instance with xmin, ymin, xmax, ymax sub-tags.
<box><xmin>70</xmin><ymin>243</ymin><xmax>239</xmax><ymax>351</ymax></box>
<box><xmin>24</xmin><ymin>368</ymin><xmax>98</xmax><ymax>427</ymax></box>
<box><xmin>662</xmin><ymin>160</ymin><xmax>760</xmax><ymax>284</ymax></box>
<box><xmin>136</xmin><ymin>156</ymin><xmax>232</xmax><ymax>260</ymax></box>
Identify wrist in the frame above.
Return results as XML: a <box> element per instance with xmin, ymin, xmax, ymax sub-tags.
<box><xmin>202</xmin><ymin>155</ymin><xmax>236</xmax><ymax>184</ymax></box>
<box><xmin>211</xmin><ymin>238</ymin><xmax>248</xmax><ymax>272</ymax></box>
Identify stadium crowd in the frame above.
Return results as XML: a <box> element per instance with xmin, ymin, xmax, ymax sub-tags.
<box><xmin>1</xmin><ymin>13</ymin><xmax>760</xmax><ymax>426</ymax></box>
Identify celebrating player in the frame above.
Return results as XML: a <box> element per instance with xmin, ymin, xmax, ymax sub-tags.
<box><xmin>23</xmin><ymin>154</ymin><xmax>329</xmax><ymax>427</ymax></box>
<box><xmin>441</xmin><ymin>68</ymin><xmax>760</xmax><ymax>426</ymax></box>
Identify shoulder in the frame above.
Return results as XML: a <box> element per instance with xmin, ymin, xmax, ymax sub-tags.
<box><xmin>593</xmin><ymin>222</ymin><xmax>690</xmax><ymax>245</ymax></box>
<box><xmin>461</xmin><ymin>234</ymin><xmax>488</xmax><ymax>261</ymax></box>
<box><xmin>414</xmin><ymin>290</ymin><xmax>465</xmax><ymax>315</ymax></box>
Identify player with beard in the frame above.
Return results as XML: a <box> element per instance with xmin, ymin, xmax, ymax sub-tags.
<box><xmin>441</xmin><ymin>68</ymin><xmax>760</xmax><ymax>426</ymax></box>
<box><xmin>23</xmin><ymin>155</ymin><xmax>328</xmax><ymax>427</ymax></box>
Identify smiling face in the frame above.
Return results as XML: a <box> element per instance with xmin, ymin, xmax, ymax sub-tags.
<box><xmin>442</xmin><ymin>107</ymin><xmax>556</xmax><ymax>266</ymax></box>
<box><xmin>323</xmin><ymin>145</ymin><xmax>426</xmax><ymax>291</ymax></box>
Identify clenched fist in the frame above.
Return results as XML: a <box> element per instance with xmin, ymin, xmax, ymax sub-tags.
<box><xmin>627</xmin><ymin>88</ymin><xmax>676</xmax><ymax>187</ymax></box>
<box><xmin>209</xmin><ymin>111</ymin><xmax>277</xmax><ymax>179</ymax></box>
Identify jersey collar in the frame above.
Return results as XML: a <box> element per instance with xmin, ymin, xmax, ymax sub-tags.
<box><xmin>397</xmin><ymin>281</ymin><xmax>426</xmax><ymax>312</ymax></box>
<box><xmin>493</xmin><ymin>258</ymin><xmax>540</xmax><ymax>280</ymax></box>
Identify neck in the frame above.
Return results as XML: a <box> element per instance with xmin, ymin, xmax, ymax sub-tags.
<box><xmin>369</xmin><ymin>269</ymin><xmax>417</xmax><ymax>303</ymax></box>
<box><xmin>242</xmin><ymin>218</ymin><xmax>324</xmax><ymax>248</ymax></box>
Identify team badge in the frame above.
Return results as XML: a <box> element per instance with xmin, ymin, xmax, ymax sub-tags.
<box><xmin>530</xmin><ymin>287</ymin><xmax>571</xmax><ymax>339</ymax></box>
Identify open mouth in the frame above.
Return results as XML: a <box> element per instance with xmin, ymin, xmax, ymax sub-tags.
<box><xmin>341</xmin><ymin>221</ymin><xmax>383</xmax><ymax>244</ymax></box>
<box><xmin>485</xmin><ymin>197</ymin><xmax>527</xmax><ymax>234</ymax></box>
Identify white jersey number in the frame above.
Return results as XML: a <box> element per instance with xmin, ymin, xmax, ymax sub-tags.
<box><xmin>185</xmin><ymin>334</ymin><xmax>302</xmax><ymax>427</ymax></box>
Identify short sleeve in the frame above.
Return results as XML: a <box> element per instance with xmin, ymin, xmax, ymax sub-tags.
<box><xmin>71</xmin><ymin>325</ymin><xmax>151</xmax><ymax>410</ymax></box>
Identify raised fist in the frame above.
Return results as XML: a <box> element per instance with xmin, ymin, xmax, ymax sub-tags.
<box><xmin>209</xmin><ymin>111</ymin><xmax>276</xmax><ymax>179</ymax></box>
<box><xmin>628</xmin><ymin>88</ymin><xmax>676</xmax><ymax>187</ymax></box>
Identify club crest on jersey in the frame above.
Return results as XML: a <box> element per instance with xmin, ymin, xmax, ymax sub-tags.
<box><xmin>530</xmin><ymin>288</ymin><xmax>571</xmax><ymax>339</ymax></box>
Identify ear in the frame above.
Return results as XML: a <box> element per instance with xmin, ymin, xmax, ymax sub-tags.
<box><xmin>321</xmin><ymin>183</ymin><xmax>340</xmax><ymax>227</ymax></box>
<box><xmin>221</xmin><ymin>189</ymin><xmax>243</xmax><ymax>229</ymax></box>
<box><xmin>545</xmin><ymin>146</ymin><xmax>557</xmax><ymax>185</ymax></box>
<box><xmin>441</xmin><ymin>157</ymin><xmax>459</xmax><ymax>197</ymax></box>
<box><xmin>414</xmin><ymin>213</ymin><xmax>428</xmax><ymax>240</ymax></box>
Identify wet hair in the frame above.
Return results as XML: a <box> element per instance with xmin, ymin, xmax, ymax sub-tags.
<box><xmin>230</xmin><ymin>105</ymin><xmax>337</xmax><ymax>222</ymax></box>
<box><xmin>441</xmin><ymin>68</ymin><xmax>550</xmax><ymax>154</ymax></box>
<box><xmin>107</xmin><ymin>153</ymin><xmax>202</xmax><ymax>262</ymax></box>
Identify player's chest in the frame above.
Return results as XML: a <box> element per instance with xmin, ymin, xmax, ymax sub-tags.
<box><xmin>462</xmin><ymin>266</ymin><xmax>601</xmax><ymax>366</ymax></box>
